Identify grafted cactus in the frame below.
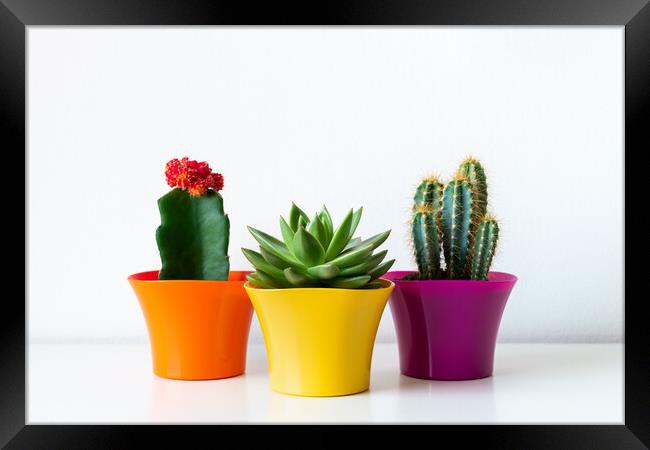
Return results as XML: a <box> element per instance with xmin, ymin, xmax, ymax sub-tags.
<box><xmin>409</xmin><ymin>157</ymin><xmax>499</xmax><ymax>281</ymax></box>
<box><xmin>156</xmin><ymin>157</ymin><xmax>230</xmax><ymax>280</ymax></box>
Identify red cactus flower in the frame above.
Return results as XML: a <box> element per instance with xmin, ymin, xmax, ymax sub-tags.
<box><xmin>164</xmin><ymin>157</ymin><xmax>224</xmax><ymax>196</ymax></box>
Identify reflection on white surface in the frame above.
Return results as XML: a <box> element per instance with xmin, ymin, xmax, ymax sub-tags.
<box><xmin>28</xmin><ymin>343</ymin><xmax>622</xmax><ymax>424</ymax></box>
<box><xmin>393</xmin><ymin>375</ymin><xmax>497</xmax><ymax>423</ymax></box>
<box><xmin>150</xmin><ymin>375</ymin><xmax>253</xmax><ymax>422</ymax></box>
<box><xmin>267</xmin><ymin>390</ymin><xmax>373</xmax><ymax>423</ymax></box>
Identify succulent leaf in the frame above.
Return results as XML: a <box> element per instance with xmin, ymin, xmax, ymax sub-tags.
<box><xmin>247</xmin><ymin>273</ymin><xmax>274</xmax><ymax>289</ymax></box>
<box><xmin>339</xmin><ymin>249</ymin><xmax>387</xmax><ymax>276</ymax></box>
<box><xmin>344</xmin><ymin>237</ymin><xmax>363</xmax><ymax>250</ymax></box>
<box><xmin>326</xmin><ymin>275</ymin><xmax>372</xmax><ymax>289</ymax></box>
<box><xmin>255</xmin><ymin>269</ymin><xmax>290</xmax><ymax>288</ymax></box>
<box><xmin>307</xmin><ymin>263</ymin><xmax>340</xmax><ymax>280</ymax></box>
<box><xmin>298</xmin><ymin>215</ymin><xmax>309</xmax><ymax>229</ymax></box>
<box><xmin>307</xmin><ymin>214</ymin><xmax>328</xmax><ymax>249</ymax></box>
<box><xmin>279</xmin><ymin>216</ymin><xmax>295</xmax><ymax>248</ymax></box>
<box><xmin>247</xmin><ymin>226</ymin><xmax>304</xmax><ymax>268</ymax></box>
<box><xmin>292</xmin><ymin>226</ymin><xmax>326</xmax><ymax>267</ymax></box>
<box><xmin>369</xmin><ymin>259</ymin><xmax>395</xmax><ymax>279</ymax></box>
<box><xmin>260</xmin><ymin>245</ymin><xmax>291</xmax><ymax>269</ymax></box>
<box><xmin>289</xmin><ymin>202</ymin><xmax>310</xmax><ymax>232</ymax></box>
<box><xmin>328</xmin><ymin>230</ymin><xmax>390</xmax><ymax>268</ymax></box>
<box><xmin>349</xmin><ymin>207</ymin><xmax>363</xmax><ymax>240</ymax></box>
<box><xmin>319</xmin><ymin>206</ymin><xmax>334</xmax><ymax>243</ymax></box>
<box><xmin>324</xmin><ymin>209</ymin><xmax>354</xmax><ymax>261</ymax></box>
<box><xmin>284</xmin><ymin>267</ymin><xmax>315</xmax><ymax>287</ymax></box>
<box><xmin>355</xmin><ymin>230</ymin><xmax>391</xmax><ymax>252</ymax></box>
<box><xmin>241</xmin><ymin>248</ymin><xmax>286</xmax><ymax>280</ymax></box>
<box><xmin>329</xmin><ymin>246</ymin><xmax>374</xmax><ymax>269</ymax></box>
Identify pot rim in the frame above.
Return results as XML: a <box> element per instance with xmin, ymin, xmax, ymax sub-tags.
<box><xmin>386</xmin><ymin>270</ymin><xmax>517</xmax><ymax>284</ymax></box>
<box><xmin>244</xmin><ymin>277</ymin><xmax>394</xmax><ymax>292</ymax></box>
<box><xmin>128</xmin><ymin>270</ymin><xmax>252</xmax><ymax>283</ymax></box>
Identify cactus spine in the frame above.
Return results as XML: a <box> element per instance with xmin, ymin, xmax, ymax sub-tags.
<box><xmin>409</xmin><ymin>156</ymin><xmax>500</xmax><ymax>281</ymax></box>
<box><xmin>441</xmin><ymin>178</ymin><xmax>474</xmax><ymax>279</ymax></box>
<box><xmin>411</xmin><ymin>178</ymin><xmax>444</xmax><ymax>279</ymax></box>
<box><xmin>470</xmin><ymin>217</ymin><xmax>499</xmax><ymax>280</ymax></box>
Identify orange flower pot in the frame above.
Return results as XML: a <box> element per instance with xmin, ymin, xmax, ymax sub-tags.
<box><xmin>128</xmin><ymin>270</ymin><xmax>253</xmax><ymax>380</ymax></box>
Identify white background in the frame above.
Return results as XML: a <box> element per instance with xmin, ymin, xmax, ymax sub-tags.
<box><xmin>28</xmin><ymin>27</ymin><xmax>623</xmax><ymax>344</ymax></box>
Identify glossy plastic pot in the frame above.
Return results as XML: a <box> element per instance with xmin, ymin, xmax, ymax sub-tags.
<box><xmin>244</xmin><ymin>279</ymin><xmax>394</xmax><ymax>396</ymax></box>
<box><xmin>128</xmin><ymin>270</ymin><xmax>253</xmax><ymax>380</ymax></box>
<box><xmin>384</xmin><ymin>271</ymin><xmax>517</xmax><ymax>381</ymax></box>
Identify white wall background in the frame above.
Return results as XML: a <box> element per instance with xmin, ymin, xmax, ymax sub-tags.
<box><xmin>27</xmin><ymin>27</ymin><xmax>623</xmax><ymax>343</ymax></box>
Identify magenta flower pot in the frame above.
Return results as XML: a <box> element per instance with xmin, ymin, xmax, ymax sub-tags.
<box><xmin>384</xmin><ymin>271</ymin><xmax>517</xmax><ymax>381</ymax></box>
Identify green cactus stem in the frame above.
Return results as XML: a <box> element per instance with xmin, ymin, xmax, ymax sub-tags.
<box><xmin>411</xmin><ymin>177</ymin><xmax>444</xmax><ymax>279</ymax></box>
<box><xmin>470</xmin><ymin>217</ymin><xmax>499</xmax><ymax>280</ymax></box>
<box><xmin>412</xmin><ymin>209</ymin><xmax>431</xmax><ymax>278</ymax></box>
<box><xmin>412</xmin><ymin>206</ymin><xmax>443</xmax><ymax>279</ymax></box>
<box><xmin>441</xmin><ymin>178</ymin><xmax>473</xmax><ymax>279</ymax></box>
<box><xmin>457</xmin><ymin>156</ymin><xmax>488</xmax><ymax>266</ymax></box>
<box><xmin>457</xmin><ymin>156</ymin><xmax>488</xmax><ymax>223</ymax></box>
<box><xmin>413</xmin><ymin>177</ymin><xmax>442</xmax><ymax>210</ymax></box>
<box><xmin>156</xmin><ymin>188</ymin><xmax>230</xmax><ymax>280</ymax></box>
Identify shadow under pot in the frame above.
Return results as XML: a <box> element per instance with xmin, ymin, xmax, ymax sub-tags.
<box><xmin>128</xmin><ymin>270</ymin><xmax>253</xmax><ymax>380</ymax></box>
<box><xmin>384</xmin><ymin>271</ymin><xmax>517</xmax><ymax>381</ymax></box>
<box><xmin>244</xmin><ymin>279</ymin><xmax>394</xmax><ymax>397</ymax></box>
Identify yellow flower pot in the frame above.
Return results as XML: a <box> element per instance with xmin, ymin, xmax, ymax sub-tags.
<box><xmin>245</xmin><ymin>279</ymin><xmax>394</xmax><ymax>397</ymax></box>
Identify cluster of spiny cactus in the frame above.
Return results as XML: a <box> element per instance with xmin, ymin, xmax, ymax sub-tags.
<box><xmin>242</xmin><ymin>204</ymin><xmax>394</xmax><ymax>289</ymax></box>
<box><xmin>410</xmin><ymin>157</ymin><xmax>499</xmax><ymax>281</ymax></box>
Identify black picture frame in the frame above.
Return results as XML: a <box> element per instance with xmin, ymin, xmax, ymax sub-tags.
<box><xmin>4</xmin><ymin>0</ymin><xmax>648</xmax><ymax>447</ymax></box>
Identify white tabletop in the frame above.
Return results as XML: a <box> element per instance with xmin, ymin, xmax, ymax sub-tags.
<box><xmin>28</xmin><ymin>343</ymin><xmax>623</xmax><ymax>424</ymax></box>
